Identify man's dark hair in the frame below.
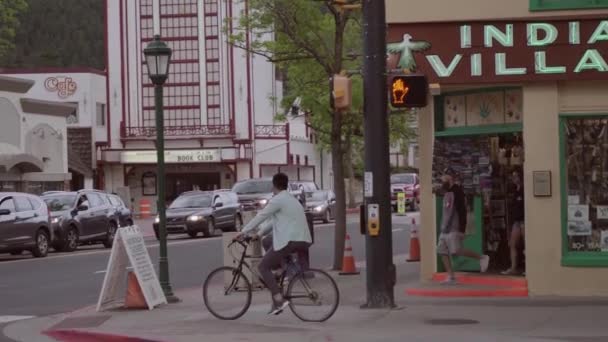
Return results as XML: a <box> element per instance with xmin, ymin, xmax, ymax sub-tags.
<box><xmin>272</xmin><ymin>173</ymin><xmax>289</xmax><ymax>191</ymax></box>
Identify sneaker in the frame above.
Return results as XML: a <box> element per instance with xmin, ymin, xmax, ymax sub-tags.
<box><xmin>501</xmin><ymin>269</ymin><xmax>519</xmax><ymax>275</ymax></box>
<box><xmin>269</xmin><ymin>300</ymin><xmax>290</xmax><ymax>315</ymax></box>
<box><xmin>480</xmin><ymin>255</ymin><xmax>490</xmax><ymax>273</ymax></box>
<box><xmin>440</xmin><ymin>277</ymin><xmax>457</xmax><ymax>285</ymax></box>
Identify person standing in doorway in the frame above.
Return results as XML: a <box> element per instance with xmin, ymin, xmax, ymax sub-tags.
<box><xmin>503</xmin><ymin>169</ymin><xmax>525</xmax><ymax>275</ymax></box>
<box><xmin>437</xmin><ymin>168</ymin><xmax>490</xmax><ymax>284</ymax></box>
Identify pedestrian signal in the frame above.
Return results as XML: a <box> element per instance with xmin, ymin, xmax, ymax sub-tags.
<box><xmin>389</xmin><ymin>74</ymin><xmax>428</xmax><ymax>108</ymax></box>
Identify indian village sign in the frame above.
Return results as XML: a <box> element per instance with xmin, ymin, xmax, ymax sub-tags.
<box><xmin>387</xmin><ymin>16</ymin><xmax>608</xmax><ymax>84</ymax></box>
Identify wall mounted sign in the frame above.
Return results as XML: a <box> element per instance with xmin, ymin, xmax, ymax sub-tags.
<box><xmin>533</xmin><ymin>170</ymin><xmax>552</xmax><ymax>197</ymax></box>
<box><xmin>44</xmin><ymin>76</ymin><xmax>78</xmax><ymax>99</ymax></box>
<box><xmin>388</xmin><ymin>17</ymin><xmax>608</xmax><ymax>84</ymax></box>
<box><xmin>121</xmin><ymin>149</ymin><xmax>221</xmax><ymax>164</ymax></box>
<box><xmin>142</xmin><ymin>172</ymin><xmax>157</xmax><ymax>196</ymax></box>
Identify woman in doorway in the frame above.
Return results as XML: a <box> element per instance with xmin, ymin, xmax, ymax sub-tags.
<box><xmin>503</xmin><ymin>169</ymin><xmax>525</xmax><ymax>275</ymax></box>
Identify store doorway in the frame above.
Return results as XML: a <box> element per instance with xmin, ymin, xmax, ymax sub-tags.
<box><xmin>166</xmin><ymin>172</ymin><xmax>221</xmax><ymax>201</ymax></box>
<box><xmin>434</xmin><ymin>132</ymin><xmax>525</xmax><ymax>275</ymax></box>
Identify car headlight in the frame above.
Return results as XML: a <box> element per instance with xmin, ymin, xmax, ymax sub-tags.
<box><xmin>258</xmin><ymin>199</ymin><xmax>268</xmax><ymax>208</ymax></box>
<box><xmin>154</xmin><ymin>216</ymin><xmax>160</xmax><ymax>224</ymax></box>
<box><xmin>314</xmin><ymin>205</ymin><xmax>324</xmax><ymax>212</ymax></box>
<box><xmin>51</xmin><ymin>217</ymin><xmax>62</xmax><ymax>224</ymax></box>
<box><xmin>187</xmin><ymin>215</ymin><xmax>204</xmax><ymax>222</ymax></box>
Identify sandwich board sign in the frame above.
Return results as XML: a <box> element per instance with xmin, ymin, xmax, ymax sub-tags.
<box><xmin>97</xmin><ymin>225</ymin><xmax>167</xmax><ymax>311</ymax></box>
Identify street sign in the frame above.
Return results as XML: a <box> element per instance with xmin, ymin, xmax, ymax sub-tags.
<box><xmin>389</xmin><ymin>74</ymin><xmax>428</xmax><ymax>108</ymax></box>
<box><xmin>97</xmin><ymin>226</ymin><xmax>167</xmax><ymax>311</ymax></box>
<box><xmin>397</xmin><ymin>192</ymin><xmax>406</xmax><ymax>215</ymax></box>
<box><xmin>364</xmin><ymin>172</ymin><xmax>373</xmax><ymax>197</ymax></box>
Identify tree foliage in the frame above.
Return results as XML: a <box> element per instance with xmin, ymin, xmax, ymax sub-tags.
<box><xmin>0</xmin><ymin>0</ymin><xmax>28</xmax><ymax>60</ymax></box>
<box><xmin>0</xmin><ymin>0</ymin><xmax>104</xmax><ymax>69</ymax></box>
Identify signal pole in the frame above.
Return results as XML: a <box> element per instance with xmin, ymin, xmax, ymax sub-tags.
<box><xmin>362</xmin><ymin>0</ymin><xmax>395</xmax><ymax>308</ymax></box>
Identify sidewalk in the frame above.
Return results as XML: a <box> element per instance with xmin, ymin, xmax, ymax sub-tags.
<box><xmin>6</xmin><ymin>263</ymin><xmax>608</xmax><ymax>342</ymax></box>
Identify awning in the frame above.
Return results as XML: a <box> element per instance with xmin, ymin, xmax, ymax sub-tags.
<box><xmin>67</xmin><ymin>144</ymin><xmax>93</xmax><ymax>177</ymax></box>
<box><xmin>0</xmin><ymin>75</ymin><xmax>34</xmax><ymax>93</ymax></box>
<box><xmin>20</xmin><ymin>98</ymin><xmax>77</xmax><ymax>117</ymax></box>
<box><xmin>0</xmin><ymin>153</ymin><xmax>44</xmax><ymax>173</ymax></box>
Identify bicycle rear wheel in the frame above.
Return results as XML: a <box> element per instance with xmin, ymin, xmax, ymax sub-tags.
<box><xmin>286</xmin><ymin>268</ymin><xmax>340</xmax><ymax>322</ymax></box>
<box><xmin>203</xmin><ymin>266</ymin><xmax>252</xmax><ymax>320</ymax></box>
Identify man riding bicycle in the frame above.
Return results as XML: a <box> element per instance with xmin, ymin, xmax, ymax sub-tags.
<box><xmin>237</xmin><ymin>173</ymin><xmax>312</xmax><ymax>315</ymax></box>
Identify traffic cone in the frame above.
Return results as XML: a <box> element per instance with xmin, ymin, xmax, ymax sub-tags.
<box><xmin>407</xmin><ymin>219</ymin><xmax>420</xmax><ymax>262</ymax></box>
<box><xmin>124</xmin><ymin>271</ymin><xmax>147</xmax><ymax>309</ymax></box>
<box><xmin>339</xmin><ymin>234</ymin><xmax>360</xmax><ymax>275</ymax></box>
<box><xmin>407</xmin><ymin>218</ymin><xmax>420</xmax><ymax>262</ymax></box>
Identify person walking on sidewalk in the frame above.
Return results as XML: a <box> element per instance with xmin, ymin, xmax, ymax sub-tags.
<box><xmin>237</xmin><ymin>173</ymin><xmax>312</xmax><ymax>315</ymax></box>
<box><xmin>502</xmin><ymin>169</ymin><xmax>525</xmax><ymax>275</ymax></box>
<box><xmin>437</xmin><ymin>167</ymin><xmax>489</xmax><ymax>284</ymax></box>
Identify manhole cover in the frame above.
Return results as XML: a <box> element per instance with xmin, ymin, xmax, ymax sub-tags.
<box><xmin>425</xmin><ymin>318</ymin><xmax>479</xmax><ymax>325</ymax></box>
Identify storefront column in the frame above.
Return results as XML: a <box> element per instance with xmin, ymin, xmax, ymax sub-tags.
<box><xmin>418</xmin><ymin>95</ymin><xmax>437</xmax><ymax>281</ymax></box>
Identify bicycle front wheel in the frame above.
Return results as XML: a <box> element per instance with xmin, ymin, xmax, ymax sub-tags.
<box><xmin>203</xmin><ymin>266</ymin><xmax>252</xmax><ymax>320</ymax></box>
<box><xmin>286</xmin><ymin>268</ymin><xmax>340</xmax><ymax>322</ymax></box>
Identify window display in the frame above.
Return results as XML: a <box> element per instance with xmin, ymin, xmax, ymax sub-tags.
<box><xmin>563</xmin><ymin>117</ymin><xmax>608</xmax><ymax>253</ymax></box>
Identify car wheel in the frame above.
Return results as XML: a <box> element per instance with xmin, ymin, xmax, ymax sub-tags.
<box><xmin>32</xmin><ymin>230</ymin><xmax>49</xmax><ymax>258</ymax></box>
<box><xmin>323</xmin><ymin>209</ymin><xmax>331</xmax><ymax>224</ymax></box>
<box><xmin>10</xmin><ymin>250</ymin><xmax>23</xmax><ymax>256</ymax></box>
<box><xmin>63</xmin><ymin>227</ymin><xmax>79</xmax><ymax>252</ymax></box>
<box><xmin>103</xmin><ymin>222</ymin><xmax>118</xmax><ymax>248</ymax></box>
<box><xmin>187</xmin><ymin>231</ymin><xmax>198</xmax><ymax>238</ymax></box>
<box><xmin>233</xmin><ymin>214</ymin><xmax>243</xmax><ymax>232</ymax></box>
<box><xmin>205</xmin><ymin>218</ymin><xmax>220</xmax><ymax>237</ymax></box>
<box><xmin>127</xmin><ymin>219</ymin><xmax>134</xmax><ymax>226</ymax></box>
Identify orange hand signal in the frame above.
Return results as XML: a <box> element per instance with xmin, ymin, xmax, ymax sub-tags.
<box><xmin>392</xmin><ymin>79</ymin><xmax>409</xmax><ymax>104</ymax></box>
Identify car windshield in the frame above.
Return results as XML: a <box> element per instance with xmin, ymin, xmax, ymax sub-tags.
<box><xmin>169</xmin><ymin>195</ymin><xmax>212</xmax><ymax>209</ymax></box>
<box><xmin>232</xmin><ymin>180</ymin><xmax>273</xmax><ymax>194</ymax></box>
<box><xmin>391</xmin><ymin>174</ymin><xmax>415</xmax><ymax>184</ymax></box>
<box><xmin>43</xmin><ymin>195</ymin><xmax>76</xmax><ymax>211</ymax></box>
<box><xmin>307</xmin><ymin>191</ymin><xmax>328</xmax><ymax>201</ymax></box>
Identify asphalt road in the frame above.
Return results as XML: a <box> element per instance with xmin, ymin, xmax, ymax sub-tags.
<box><xmin>0</xmin><ymin>212</ymin><xmax>415</xmax><ymax>340</ymax></box>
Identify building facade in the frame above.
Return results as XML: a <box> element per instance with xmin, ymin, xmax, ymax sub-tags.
<box><xmin>387</xmin><ymin>0</ymin><xmax>608</xmax><ymax>296</ymax></box>
<box><xmin>0</xmin><ymin>75</ymin><xmax>74</xmax><ymax>193</ymax></box>
<box><xmin>0</xmin><ymin>69</ymin><xmax>107</xmax><ymax>191</ymax></box>
<box><xmin>103</xmin><ymin>0</ymin><xmax>328</xmax><ymax>214</ymax></box>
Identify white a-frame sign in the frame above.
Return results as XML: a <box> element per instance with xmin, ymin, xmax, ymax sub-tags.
<box><xmin>97</xmin><ymin>226</ymin><xmax>167</xmax><ymax>311</ymax></box>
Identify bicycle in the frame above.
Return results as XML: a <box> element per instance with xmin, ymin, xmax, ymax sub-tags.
<box><xmin>203</xmin><ymin>236</ymin><xmax>340</xmax><ymax>322</ymax></box>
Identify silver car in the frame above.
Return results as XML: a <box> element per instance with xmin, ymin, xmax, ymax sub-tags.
<box><xmin>306</xmin><ymin>190</ymin><xmax>336</xmax><ymax>223</ymax></box>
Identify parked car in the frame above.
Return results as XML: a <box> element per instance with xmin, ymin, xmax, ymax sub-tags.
<box><xmin>42</xmin><ymin>190</ymin><xmax>120</xmax><ymax>252</ymax></box>
<box><xmin>153</xmin><ymin>190</ymin><xmax>242</xmax><ymax>239</ymax></box>
<box><xmin>232</xmin><ymin>178</ymin><xmax>310</xmax><ymax>211</ymax></box>
<box><xmin>0</xmin><ymin>192</ymin><xmax>52</xmax><ymax>258</ymax></box>
<box><xmin>105</xmin><ymin>193</ymin><xmax>133</xmax><ymax>227</ymax></box>
<box><xmin>390</xmin><ymin>173</ymin><xmax>420</xmax><ymax>211</ymax></box>
<box><xmin>306</xmin><ymin>190</ymin><xmax>336</xmax><ymax>223</ymax></box>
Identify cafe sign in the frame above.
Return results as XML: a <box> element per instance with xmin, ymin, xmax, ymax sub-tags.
<box><xmin>121</xmin><ymin>149</ymin><xmax>221</xmax><ymax>164</ymax></box>
<box><xmin>387</xmin><ymin>17</ymin><xmax>608</xmax><ymax>84</ymax></box>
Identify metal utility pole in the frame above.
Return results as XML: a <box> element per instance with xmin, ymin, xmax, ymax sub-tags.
<box><xmin>361</xmin><ymin>0</ymin><xmax>395</xmax><ymax>308</ymax></box>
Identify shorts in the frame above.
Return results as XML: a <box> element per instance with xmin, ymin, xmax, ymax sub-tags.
<box><xmin>437</xmin><ymin>232</ymin><xmax>464</xmax><ymax>255</ymax></box>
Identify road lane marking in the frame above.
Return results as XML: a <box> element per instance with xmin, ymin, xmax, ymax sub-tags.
<box><xmin>94</xmin><ymin>266</ymin><xmax>132</xmax><ymax>274</ymax></box>
<box><xmin>0</xmin><ymin>316</ymin><xmax>35</xmax><ymax>324</ymax></box>
<box><xmin>0</xmin><ymin>236</ymin><xmax>223</xmax><ymax>265</ymax></box>
<box><xmin>392</xmin><ymin>228</ymin><xmax>404</xmax><ymax>232</ymax></box>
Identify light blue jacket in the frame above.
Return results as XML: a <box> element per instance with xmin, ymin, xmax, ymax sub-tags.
<box><xmin>241</xmin><ymin>190</ymin><xmax>312</xmax><ymax>251</ymax></box>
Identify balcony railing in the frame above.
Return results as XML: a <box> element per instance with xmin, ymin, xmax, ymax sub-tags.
<box><xmin>121</xmin><ymin>124</ymin><xmax>234</xmax><ymax>139</ymax></box>
<box><xmin>254</xmin><ymin>124</ymin><xmax>289</xmax><ymax>139</ymax></box>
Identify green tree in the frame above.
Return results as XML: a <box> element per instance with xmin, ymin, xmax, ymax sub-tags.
<box><xmin>229</xmin><ymin>0</ymin><xmax>361</xmax><ymax>269</ymax></box>
<box><xmin>0</xmin><ymin>0</ymin><xmax>28</xmax><ymax>60</ymax></box>
<box><xmin>0</xmin><ymin>0</ymin><xmax>104</xmax><ymax>69</ymax></box>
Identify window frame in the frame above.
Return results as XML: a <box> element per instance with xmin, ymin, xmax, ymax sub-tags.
<box><xmin>559</xmin><ymin>113</ymin><xmax>608</xmax><ymax>267</ymax></box>
<box><xmin>0</xmin><ymin>197</ymin><xmax>16</xmax><ymax>213</ymax></box>
<box><xmin>530</xmin><ymin>0</ymin><xmax>608</xmax><ymax>11</ymax></box>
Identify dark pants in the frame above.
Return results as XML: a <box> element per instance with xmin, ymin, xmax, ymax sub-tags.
<box><xmin>259</xmin><ymin>241</ymin><xmax>310</xmax><ymax>296</ymax></box>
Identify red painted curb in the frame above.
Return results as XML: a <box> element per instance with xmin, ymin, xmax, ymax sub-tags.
<box><xmin>44</xmin><ymin>330</ymin><xmax>164</xmax><ymax>342</ymax></box>
<box><xmin>432</xmin><ymin>273</ymin><xmax>528</xmax><ymax>288</ymax></box>
<box><xmin>406</xmin><ymin>287</ymin><xmax>529</xmax><ymax>298</ymax></box>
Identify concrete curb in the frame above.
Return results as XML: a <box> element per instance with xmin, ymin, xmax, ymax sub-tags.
<box><xmin>44</xmin><ymin>329</ymin><xmax>163</xmax><ymax>342</ymax></box>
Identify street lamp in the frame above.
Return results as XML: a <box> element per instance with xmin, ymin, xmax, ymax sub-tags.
<box><xmin>143</xmin><ymin>34</ymin><xmax>179</xmax><ymax>303</ymax></box>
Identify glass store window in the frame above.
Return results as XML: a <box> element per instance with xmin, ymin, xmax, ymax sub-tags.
<box><xmin>561</xmin><ymin>116</ymin><xmax>608</xmax><ymax>265</ymax></box>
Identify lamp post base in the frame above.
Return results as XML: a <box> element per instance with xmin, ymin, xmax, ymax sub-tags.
<box><xmin>161</xmin><ymin>284</ymin><xmax>181</xmax><ymax>303</ymax></box>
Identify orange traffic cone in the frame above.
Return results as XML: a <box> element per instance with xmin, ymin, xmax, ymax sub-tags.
<box><xmin>124</xmin><ymin>271</ymin><xmax>147</xmax><ymax>309</ymax></box>
<box><xmin>339</xmin><ymin>234</ymin><xmax>360</xmax><ymax>275</ymax></box>
<box><xmin>407</xmin><ymin>218</ymin><xmax>420</xmax><ymax>262</ymax></box>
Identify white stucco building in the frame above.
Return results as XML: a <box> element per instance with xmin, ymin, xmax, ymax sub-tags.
<box><xmin>101</xmin><ymin>0</ymin><xmax>329</xmax><ymax>213</ymax></box>
<box><xmin>0</xmin><ymin>75</ymin><xmax>75</xmax><ymax>193</ymax></box>
<box><xmin>0</xmin><ymin>69</ymin><xmax>108</xmax><ymax>190</ymax></box>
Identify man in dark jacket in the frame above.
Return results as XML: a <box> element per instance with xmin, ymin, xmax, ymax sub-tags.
<box><xmin>502</xmin><ymin>169</ymin><xmax>525</xmax><ymax>275</ymax></box>
<box><xmin>437</xmin><ymin>168</ymin><xmax>490</xmax><ymax>284</ymax></box>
